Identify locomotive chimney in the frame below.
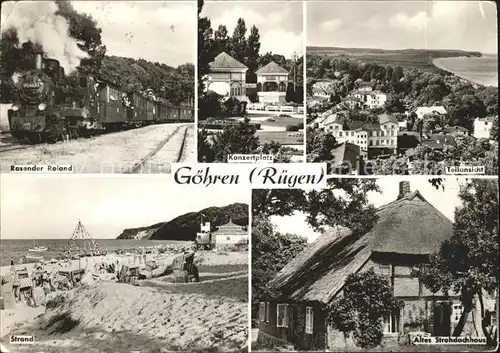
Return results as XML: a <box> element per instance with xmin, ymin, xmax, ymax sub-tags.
<box><xmin>34</xmin><ymin>53</ymin><xmax>43</xmax><ymax>70</ymax></box>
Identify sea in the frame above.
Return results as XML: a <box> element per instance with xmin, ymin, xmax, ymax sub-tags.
<box><xmin>0</xmin><ymin>239</ymin><xmax>188</xmax><ymax>267</ymax></box>
<box><xmin>433</xmin><ymin>55</ymin><xmax>498</xmax><ymax>87</ymax></box>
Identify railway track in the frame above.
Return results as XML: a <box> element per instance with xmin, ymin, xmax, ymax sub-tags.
<box><xmin>0</xmin><ymin>144</ymin><xmax>32</xmax><ymax>153</ymax></box>
<box><xmin>126</xmin><ymin>125</ymin><xmax>190</xmax><ymax>174</ymax></box>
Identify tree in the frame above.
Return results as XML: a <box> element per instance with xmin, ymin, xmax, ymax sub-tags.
<box><xmin>197</xmin><ymin>127</ymin><xmax>215</xmax><ymax>162</ymax></box>
<box><xmin>328</xmin><ymin>269</ymin><xmax>403</xmax><ymax>348</ymax></box>
<box><xmin>197</xmin><ymin>0</ymin><xmax>214</xmax><ymax>94</ymax></box>
<box><xmin>245</xmin><ymin>25</ymin><xmax>260</xmax><ymax>83</ymax></box>
<box><xmin>210</xmin><ymin>117</ymin><xmax>260</xmax><ymax>162</ymax></box>
<box><xmin>55</xmin><ymin>0</ymin><xmax>106</xmax><ymax>73</ymax></box>
<box><xmin>230</xmin><ymin>18</ymin><xmax>247</xmax><ymax>64</ymax></box>
<box><xmin>252</xmin><ymin>216</ymin><xmax>308</xmax><ymax>303</ymax></box>
<box><xmin>490</xmin><ymin>116</ymin><xmax>498</xmax><ymax>141</ymax></box>
<box><xmin>413</xmin><ymin>179</ymin><xmax>498</xmax><ymax>345</ymax></box>
<box><xmin>213</xmin><ymin>24</ymin><xmax>230</xmax><ymax>56</ymax></box>
<box><xmin>384</xmin><ymin>93</ymin><xmax>405</xmax><ymax>113</ymax></box>
<box><xmin>285</xmin><ymin>82</ymin><xmax>295</xmax><ymax>103</ymax></box>
<box><xmin>253</xmin><ymin>179</ymin><xmax>379</xmax><ymax>234</ymax></box>
<box><xmin>306</xmin><ymin>127</ymin><xmax>338</xmax><ymax>173</ymax></box>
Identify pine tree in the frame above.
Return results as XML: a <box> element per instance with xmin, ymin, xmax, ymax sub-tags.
<box><xmin>230</xmin><ymin>18</ymin><xmax>247</xmax><ymax>64</ymax></box>
<box><xmin>245</xmin><ymin>25</ymin><xmax>260</xmax><ymax>83</ymax></box>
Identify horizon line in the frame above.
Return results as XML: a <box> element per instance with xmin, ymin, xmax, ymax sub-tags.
<box><xmin>306</xmin><ymin>45</ymin><xmax>496</xmax><ymax>55</ymax></box>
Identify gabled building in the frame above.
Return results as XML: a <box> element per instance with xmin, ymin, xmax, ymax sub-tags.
<box><xmin>212</xmin><ymin>218</ymin><xmax>248</xmax><ymax>247</ymax></box>
<box><xmin>322</xmin><ymin>114</ymin><xmax>398</xmax><ymax>153</ymax></box>
<box><xmin>473</xmin><ymin>116</ymin><xmax>496</xmax><ymax>139</ymax></box>
<box><xmin>256</xmin><ymin>61</ymin><xmax>289</xmax><ymax>104</ymax></box>
<box><xmin>256</xmin><ymin>182</ymin><xmax>493</xmax><ymax>351</ymax></box>
<box><xmin>415</xmin><ymin>106</ymin><xmax>447</xmax><ymax>120</ymax></box>
<box><xmin>443</xmin><ymin>125</ymin><xmax>469</xmax><ymax>137</ymax></box>
<box><xmin>353</xmin><ymin>90</ymin><xmax>387</xmax><ymax>109</ymax></box>
<box><xmin>206</xmin><ymin>52</ymin><xmax>248</xmax><ymax>100</ymax></box>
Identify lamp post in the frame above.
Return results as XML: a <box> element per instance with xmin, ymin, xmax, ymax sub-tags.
<box><xmin>292</xmin><ymin>51</ymin><xmax>298</xmax><ymax>93</ymax></box>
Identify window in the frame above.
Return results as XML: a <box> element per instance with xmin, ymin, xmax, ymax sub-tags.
<box><xmin>277</xmin><ymin>304</ymin><xmax>288</xmax><ymax>328</ymax></box>
<box><xmin>372</xmin><ymin>131</ymin><xmax>376</xmax><ymax>137</ymax></box>
<box><xmin>226</xmin><ymin>237</ymin><xmax>231</xmax><ymax>241</ymax></box>
<box><xmin>381</xmin><ymin>130</ymin><xmax>385</xmax><ymax>136</ymax></box>
<box><xmin>339</xmin><ymin>132</ymin><xmax>343</xmax><ymax>137</ymax></box>
<box><xmin>391</xmin><ymin>131</ymin><xmax>394</xmax><ymax>136</ymax></box>
<box><xmin>79</xmin><ymin>76</ymin><xmax>88</xmax><ymax>88</ymax></box>
<box><xmin>380</xmin><ymin>264</ymin><xmax>391</xmax><ymax>276</ymax></box>
<box><xmin>259</xmin><ymin>302</ymin><xmax>266</xmax><ymax>321</ymax></box>
<box><xmin>383</xmin><ymin>313</ymin><xmax>399</xmax><ymax>333</ymax></box>
<box><xmin>305</xmin><ymin>307</ymin><xmax>314</xmax><ymax>334</ymax></box>
<box><xmin>266</xmin><ymin>302</ymin><xmax>271</xmax><ymax>322</ymax></box>
<box><xmin>370</xmin><ymin>140</ymin><xmax>373</xmax><ymax>146</ymax></box>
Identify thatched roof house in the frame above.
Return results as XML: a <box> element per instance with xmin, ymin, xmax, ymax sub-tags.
<box><xmin>256</xmin><ymin>181</ymin><xmax>485</xmax><ymax>351</ymax></box>
<box><xmin>267</xmin><ymin>182</ymin><xmax>453</xmax><ymax>305</ymax></box>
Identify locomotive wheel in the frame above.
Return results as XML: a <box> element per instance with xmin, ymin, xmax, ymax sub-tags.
<box><xmin>28</xmin><ymin>133</ymin><xmax>43</xmax><ymax>144</ymax></box>
<box><xmin>134</xmin><ymin>122</ymin><xmax>143</xmax><ymax>128</ymax></box>
<box><xmin>46</xmin><ymin>126</ymin><xmax>59</xmax><ymax>144</ymax></box>
<box><xmin>197</xmin><ymin>245</ymin><xmax>204</xmax><ymax>250</ymax></box>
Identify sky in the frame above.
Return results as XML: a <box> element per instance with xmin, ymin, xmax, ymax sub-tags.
<box><xmin>201</xmin><ymin>1</ymin><xmax>303</xmax><ymax>59</ymax></box>
<box><xmin>271</xmin><ymin>177</ymin><xmax>475</xmax><ymax>243</ymax></box>
<box><xmin>70</xmin><ymin>1</ymin><xmax>196</xmax><ymax>66</ymax></box>
<box><xmin>0</xmin><ymin>175</ymin><xmax>249</xmax><ymax>239</ymax></box>
<box><xmin>307</xmin><ymin>1</ymin><xmax>498</xmax><ymax>54</ymax></box>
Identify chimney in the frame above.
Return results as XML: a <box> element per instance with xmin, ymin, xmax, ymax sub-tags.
<box><xmin>34</xmin><ymin>53</ymin><xmax>42</xmax><ymax>70</ymax></box>
<box><xmin>398</xmin><ymin>181</ymin><xmax>411</xmax><ymax>199</ymax></box>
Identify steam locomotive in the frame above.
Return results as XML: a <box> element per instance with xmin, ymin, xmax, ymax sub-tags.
<box><xmin>8</xmin><ymin>53</ymin><xmax>193</xmax><ymax>143</ymax></box>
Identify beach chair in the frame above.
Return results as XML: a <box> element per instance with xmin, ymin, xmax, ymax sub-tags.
<box><xmin>129</xmin><ymin>266</ymin><xmax>139</xmax><ymax>282</ymax></box>
<box><xmin>172</xmin><ymin>253</ymin><xmax>200</xmax><ymax>283</ymax></box>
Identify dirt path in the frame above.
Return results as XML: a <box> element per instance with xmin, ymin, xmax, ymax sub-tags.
<box><xmin>0</xmin><ymin>123</ymin><xmax>195</xmax><ymax>173</ymax></box>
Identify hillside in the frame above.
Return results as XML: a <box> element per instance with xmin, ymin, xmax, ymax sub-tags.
<box><xmin>306</xmin><ymin>47</ymin><xmax>482</xmax><ymax>71</ymax></box>
<box><xmin>117</xmin><ymin>203</ymin><xmax>249</xmax><ymax>241</ymax></box>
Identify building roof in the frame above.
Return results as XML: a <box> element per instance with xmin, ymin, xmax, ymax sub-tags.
<box><xmin>415</xmin><ymin>106</ymin><xmax>447</xmax><ymax>116</ymax></box>
<box><xmin>256</xmin><ymin>61</ymin><xmax>288</xmax><ymax>75</ymax></box>
<box><xmin>379</xmin><ymin>113</ymin><xmax>398</xmax><ymax>125</ymax></box>
<box><xmin>212</xmin><ymin>219</ymin><xmax>247</xmax><ymax>236</ymax></box>
<box><xmin>476</xmin><ymin>116</ymin><xmax>496</xmax><ymax>123</ymax></box>
<box><xmin>331</xmin><ymin>142</ymin><xmax>360</xmax><ymax>170</ymax></box>
<box><xmin>268</xmin><ymin>187</ymin><xmax>453</xmax><ymax>304</ymax></box>
<box><xmin>209</xmin><ymin>52</ymin><xmax>248</xmax><ymax>70</ymax></box>
<box><xmin>444</xmin><ymin>125</ymin><xmax>469</xmax><ymax>133</ymax></box>
<box><xmin>423</xmin><ymin>134</ymin><xmax>457</xmax><ymax>148</ymax></box>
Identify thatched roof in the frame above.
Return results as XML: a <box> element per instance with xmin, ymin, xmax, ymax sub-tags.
<box><xmin>268</xmin><ymin>189</ymin><xmax>453</xmax><ymax>304</ymax></box>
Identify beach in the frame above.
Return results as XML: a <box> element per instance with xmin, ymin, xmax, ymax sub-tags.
<box><xmin>433</xmin><ymin>56</ymin><xmax>498</xmax><ymax>87</ymax></box>
<box><xmin>0</xmin><ymin>251</ymin><xmax>249</xmax><ymax>352</ymax></box>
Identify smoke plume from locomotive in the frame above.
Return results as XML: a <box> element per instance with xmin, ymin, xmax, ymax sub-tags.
<box><xmin>1</xmin><ymin>1</ymin><xmax>88</xmax><ymax>74</ymax></box>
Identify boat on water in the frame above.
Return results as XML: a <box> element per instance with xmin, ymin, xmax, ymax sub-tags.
<box><xmin>28</xmin><ymin>240</ymin><xmax>47</xmax><ymax>252</ymax></box>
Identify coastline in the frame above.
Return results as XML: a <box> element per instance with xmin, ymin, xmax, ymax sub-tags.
<box><xmin>432</xmin><ymin>56</ymin><xmax>498</xmax><ymax>87</ymax></box>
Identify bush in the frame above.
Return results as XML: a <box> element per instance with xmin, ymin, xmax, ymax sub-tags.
<box><xmin>286</xmin><ymin>125</ymin><xmax>299</xmax><ymax>132</ymax></box>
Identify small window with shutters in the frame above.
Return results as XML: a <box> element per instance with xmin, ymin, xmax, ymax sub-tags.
<box><xmin>259</xmin><ymin>302</ymin><xmax>265</xmax><ymax>322</ymax></box>
<box><xmin>276</xmin><ymin>303</ymin><xmax>288</xmax><ymax>328</ymax></box>
<box><xmin>266</xmin><ymin>302</ymin><xmax>271</xmax><ymax>323</ymax></box>
<box><xmin>305</xmin><ymin>306</ymin><xmax>314</xmax><ymax>334</ymax></box>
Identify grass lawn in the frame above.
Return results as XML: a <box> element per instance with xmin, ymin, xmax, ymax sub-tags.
<box><xmin>250</xmin><ymin>116</ymin><xmax>303</xmax><ymax>128</ymax></box>
<box><xmin>256</xmin><ymin>131</ymin><xmax>303</xmax><ymax>145</ymax></box>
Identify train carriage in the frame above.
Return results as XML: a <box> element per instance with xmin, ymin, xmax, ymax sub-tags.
<box><xmin>7</xmin><ymin>53</ymin><xmax>194</xmax><ymax>143</ymax></box>
<box><xmin>96</xmin><ymin>82</ymin><xmax>127</xmax><ymax>126</ymax></box>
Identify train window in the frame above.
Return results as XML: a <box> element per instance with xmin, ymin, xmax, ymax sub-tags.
<box><xmin>79</xmin><ymin>77</ymin><xmax>88</xmax><ymax>88</ymax></box>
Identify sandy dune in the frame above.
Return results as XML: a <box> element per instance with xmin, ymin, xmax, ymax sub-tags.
<box><xmin>1</xmin><ymin>251</ymin><xmax>249</xmax><ymax>352</ymax></box>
